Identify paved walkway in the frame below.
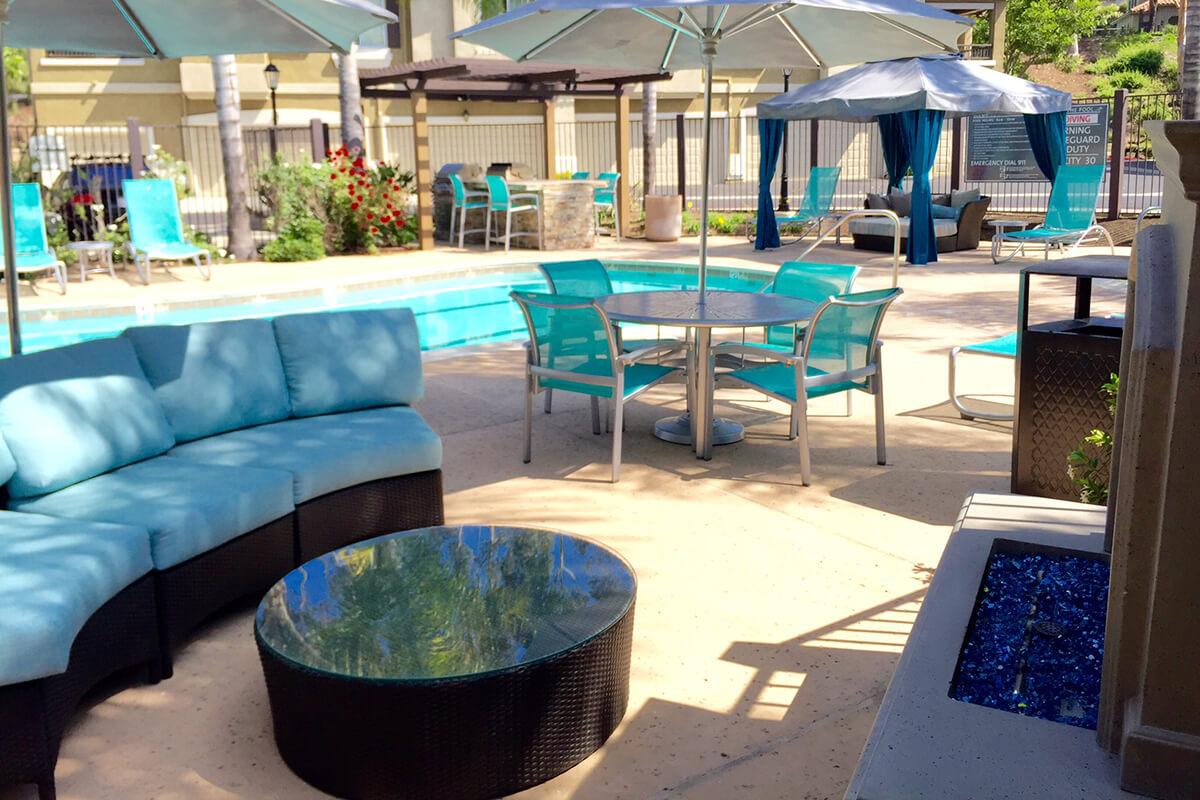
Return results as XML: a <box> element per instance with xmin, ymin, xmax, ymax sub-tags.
<box><xmin>1</xmin><ymin>237</ymin><xmax>1128</xmax><ymax>800</ymax></box>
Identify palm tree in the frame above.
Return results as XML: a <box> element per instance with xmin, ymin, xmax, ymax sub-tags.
<box><xmin>1184</xmin><ymin>0</ymin><xmax>1200</xmax><ymax>118</ymax></box>
<box><xmin>210</xmin><ymin>55</ymin><xmax>255</xmax><ymax>260</ymax></box>
<box><xmin>642</xmin><ymin>81</ymin><xmax>657</xmax><ymax>201</ymax></box>
<box><xmin>337</xmin><ymin>44</ymin><xmax>366</xmax><ymax>154</ymax></box>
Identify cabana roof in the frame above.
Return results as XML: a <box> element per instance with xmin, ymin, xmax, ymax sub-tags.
<box><xmin>360</xmin><ymin>57</ymin><xmax>671</xmax><ymax>101</ymax></box>
<box><xmin>758</xmin><ymin>55</ymin><xmax>1071</xmax><ymax>122</ymax></box>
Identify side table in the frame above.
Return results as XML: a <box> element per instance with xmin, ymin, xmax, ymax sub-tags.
<box><xmin>67</xmin><ymin>241</ymin><xmax>117</xmax><ymax>282</ymax></box>
<box><xmin>988</xmin><ymin>219</ymin><xmax>1029</xmax><ymax>264</ymax></box>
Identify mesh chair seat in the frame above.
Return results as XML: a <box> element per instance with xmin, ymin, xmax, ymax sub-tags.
<box><xmin>138</xmin><ymin>241</ymin><xmax>206</xmax><ymax>259</ymax></box>
<box><xmin>541</xmin><ymin>362</ymin><xmax>677</xmax><ymax>399</ymax></box>
<box><xmin>1004</xmin><ymin>227</ymin><xmax>1088</xmax><ymax>241</ymax></box>
<box><xmin>961</xmin><ymin>332</ymin><xmax>1018</xmax><ymax>357</ymax></box>
<box><xmin>727</xmin><ymin>362</ymin><xmax>863</xmax><ymax>401</ymax></box>
<box><xmin>15</xmin><ymin>251</ymin><xmax>60</xmax><ymax>270</ymax></box>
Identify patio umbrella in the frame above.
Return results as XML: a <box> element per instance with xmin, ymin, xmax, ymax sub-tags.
<box><xmin>0</xmin><ymin>0</ymin><xmax>397</xmax><ymax>353</ymax></box>
<box><xmin>452</xmin><ymin>0</ymin><xmax>971</xmax><ymax>302</ymax></box>
<box><xmin>757</xmin><ymin>54</ymin><xmax>1072</xmax><ymax>263</ymax></box>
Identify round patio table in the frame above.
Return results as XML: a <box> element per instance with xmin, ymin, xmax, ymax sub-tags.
<box><xmin>598</xmin><ymin>290</ymin><xmax>817</xmax><ymax>460</ymax></box>
<box><xmin>255</xmin><ymin>524</ymin><xmax>636</xmax><ymax>800</ymax></box>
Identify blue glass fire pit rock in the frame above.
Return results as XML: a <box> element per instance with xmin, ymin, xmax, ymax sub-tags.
<box><xmin>950</xmin><ymin>549</ymin><xmax>1109</xmax><ymax>729</ymax></box>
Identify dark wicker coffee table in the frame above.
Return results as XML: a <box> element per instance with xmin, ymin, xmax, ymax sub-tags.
<box><xmin>255</xmin><ymin>524</ymin><xmax>636</xmax><ymax>800</ymax></box>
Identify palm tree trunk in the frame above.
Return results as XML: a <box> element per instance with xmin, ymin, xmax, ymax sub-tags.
<box><xmin>337</xmin><ymin>45</ymin><xmax>366</xmax><ymax>154</ymax></box>
<box><xmin>642</xmin><ymin>81</ymin><xmax>657</xmax><ymax>202</ymax></box>
<box><xmin>211</xmin><ymin>55</ymin><xmax>255</xmax><ymax>260</ymax></box>
<box><xmin>1184</xmin><ymin>0</ymin><xmax>1200</xmax><ymax>119</ymax></box>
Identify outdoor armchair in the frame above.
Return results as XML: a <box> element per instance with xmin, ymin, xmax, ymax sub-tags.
<box><xmin>991</xmin><ymin>164</ymin><xmax>1114</xmax><ymax>263</ymax></box>
<box><xmin>757</xmin><ymin>261</ymin><xmax>860</xmax><ymax>354</ymax></box>
<box><xmin>512</xmin><ymin>290</ymin><xmax>685</xmax><ymax>482</ymax></box>
<box><xmin>448</xmin><ymin>173</ymin><xmax>489</xmax><ymax>248</ymax></box>
<box><xmin>122</xmin><ymin>178</ymin><xmax>212</xmax><ymax>284</ymax></box>
<box><xmin>485</xmin><ymin>175</ymin><xmax>541</xmax><ymax>252</ymax></box>
<box><xmin>717</xmin><ymin>287</ymin><xmax>903</xmax><ymax>486</ymax></box>
<box><xmin>5</xmin><ymin>183</ymin><xmax>66</xmax><ymax>294</ymax></box>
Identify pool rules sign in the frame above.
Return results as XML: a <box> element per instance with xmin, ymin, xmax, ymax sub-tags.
<box><xmin>966</xmin><ymin>104</ymin><xmax>1109</xmax><ymax>182</ymax></box>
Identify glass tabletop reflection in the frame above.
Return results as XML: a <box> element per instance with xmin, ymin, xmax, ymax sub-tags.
<box><xmin>255</xmin><ymin>525</ymin><xmax>636</xmax><ymax>682</ymax></box>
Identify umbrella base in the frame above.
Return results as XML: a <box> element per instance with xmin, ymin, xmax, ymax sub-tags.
<box><xmin>654</xmin><ymin>414</ymin><xmax>744</xmax><ymax>447</ymax></box>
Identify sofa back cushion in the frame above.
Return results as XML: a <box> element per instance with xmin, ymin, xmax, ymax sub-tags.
<box><xmin>887</xmin><ymin>189</ymin><xmax>912</xmax><ymax>218</ymax></box>
<box><xmin>124</xmin><ymin>319</ymin><xmax>291</xmax><ymax>442</ymax></box>
<box><xmin>0</xmin><ymin>337</ymin><xmax>175</xmax><ymax>497</ymax></box>
<box><xmin>272</xmin><ymin>308</ymin><xmax>424</xmax><ymax>417</ymax></box>
<box><xmin>0</xmin><ymin>435</ymin><xmax>15</xmax><ymax>487</ymax></box>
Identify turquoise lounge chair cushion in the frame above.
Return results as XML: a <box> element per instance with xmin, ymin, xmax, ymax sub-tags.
<box><xmin>15</xmin><ymin>252</ymin><xmax>59</xmax><ymax>270</ymax></box>
<box><xmin>0</xmin><ymin>511</ymin><xmax>153</xmax><ymax>685</ymax></box>
<box><xmin>273</xmin><ymin>308</ymin><xmax>424</xmax><ymax>417</ymax></box>
<box><xmin>167</xmin><ymin>406</ymin><xmax>443</xmax><ymax>504</ymax></box>
<box><xmin>541</xmin><ymin>362</ymin><xmax>677</xmax><ymax>399</ymax></box>
<box><xmin>0</xmin><ymin>338</ymin><xmax>175</xmax><ymax>498</ymax></box>
<box><xmin>962</xmin><ymin>332</ymin><xmax>1018</xmax><ymax>357</ymax></box>
<box><xmin>1004</xmin><ymin>227</ymin><xmax>1080</xmax><ymax>241</ymax></box>
<box><xmin>0</xmin><ymin>436</ymin><xmax>15</xmax><ymax>487</ymax></box>
<box><xmin>124</xmin><ymin>319</ymin><xmax>291</xmax><ymax>443</ymax></box>
<box><xmin>10</xmin><ymin>457</ymin><xmax>294</xmax><ymax>570</ymax></box>
<box><xmin>728</xmin><ymin>362</ymin><xmax>862</xmax><ymax>402</ymax></box>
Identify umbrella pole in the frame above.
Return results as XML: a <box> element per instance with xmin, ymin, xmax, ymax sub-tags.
<box><xmin>0</xmin><ymin>21</ymin><xmax>19</xmax><ymax>355</ymax></box>
<box><xmin>697</xmin><ymin>44</ymin><xmax>715</xmax><ymax>304</ymax></box>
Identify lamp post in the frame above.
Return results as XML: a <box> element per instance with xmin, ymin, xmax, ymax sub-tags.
<box><xmin>778</xmin><ymin>67</ymin><xmax>791</xmax><ymax>212</ymax></box>
<box><xmin>264</xmin><ymin>62</ymin><xmax>280</xmax><ymax>159</ymax></box>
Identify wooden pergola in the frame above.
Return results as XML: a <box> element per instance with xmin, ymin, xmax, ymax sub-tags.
<box><xmin>359</xmin><ymin>58</ymin><xmax>673</xmax><ymax>249</ymax></box>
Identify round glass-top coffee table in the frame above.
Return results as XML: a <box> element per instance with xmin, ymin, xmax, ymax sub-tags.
<box><xmin>255</xmin><ymin>525</ymin><xmax>636</xmax><ymax>800</ymax></box>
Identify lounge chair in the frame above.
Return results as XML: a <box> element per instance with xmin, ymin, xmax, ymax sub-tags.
<box><xmin>749</xmin><ymin>166</ymin><xmax>842</xmax><ymax>245</ymax></box>
<box><xmin>122</xmin><ymin>178</ymin><xmax>212</xmax><ymax>284</ymax></box>
<box><xmin>716</xmin><ymin>287</ymin><xmax>903</xmax><ymax>486</ymax></box>
<box><xmin>991</xmin><ymin>164</ymin><xmax>1114</xmax><ymax>263</ymax></box>
<box><xmin>4</xmin><ymin>183</ymin><xmax>67</xmax><ymax>294</ymax></box>
<box><xmin>512</xmin><ymin>290</ymin><xmax>684</xmax><ymax>482</ymax></box>
<box><xmin>949</xmin><ymin>332</ymin><xmax>1016</xmax><ymax>421</ymax></box>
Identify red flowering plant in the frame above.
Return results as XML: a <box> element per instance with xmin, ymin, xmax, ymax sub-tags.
<box><xmin>324</xmin><ymin>147</ymin><xmax>417</xmax><ymax>252</ymax></box>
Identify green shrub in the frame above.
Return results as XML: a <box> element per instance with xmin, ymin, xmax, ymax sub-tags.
<box><xmin>1111</xmin><ymin>43</ymin><xmax>1165</xmax><ymax>75</ymax></box>
<box><xmin>1068</xmin><ymin>374</ymin><xmax>1119</xmax><ymax>505</ymax></box>
<box><xmin>263</xmin><ymin>217</ymin><xmax>326</xmax><ymax>262</ymax></box>
<box><xmin>681</xmin><ymin>209</ymin><xmax>754</xmax><ymax>236</ymax></box>
<box><xmin>1094</xmin><ymin>70</ymin><xmax>1156</xmax><ymax>97</ymax></box>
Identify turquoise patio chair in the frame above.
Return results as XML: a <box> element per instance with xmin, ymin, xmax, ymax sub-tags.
<box><xmin>485</xmin><ymin>175</ymin><xmax>541</xmax><ymax>252</ymax></box>
<box><xmin>992</xmin><ymin>163</ymin><xmax>1114</xmax><ymax>263</ymax></box>
<box><xmin>448</xmin><ymin>173</ymin><xmax>488</xmax><ymax>248</ymax></box>
<box><xmin>759</xmin><ymin>261</ymin><xmax>861</xmax><ymax>353</ymax></box>
<box><xmin>949</xmin><ymin>332</ymin><xmax>1016</xmax><ymax>421</ymax></box>
<box><xmin>571</xmin><ymin>171</ymin><xmax>591</xmax><ymax>180</ymax></box>
<box><xmin>536</xmin><ymin>259</ymin><xmax>686</xmax><ymax>414</ymax></box>
<box><xmin>123</xmin><ymin>178</ymin><xmax>211</xmax><ymax>284</ymax></box>
<box><xmin>594</xmin><ymin>172</ymin><xmax>620</xmax><ymax>242</ymax></box>
<box><xmin>512</xmin><ymin>291</ymin><xmax>684</xmax><ymax>482</ymax></box>
<box><xmin>749</xmin><ymin>166</ymin><xmax>842</xmax><ymax>244</ymax></box>
<box><xmin>3</xmin><ymin>183</ymin><xmax>66</xmax><ymax>294</ymax></box>
<box><xmin>720</xmin><ymin>287</ymin><xmax>903</xmax><ymax>486</ymax></box>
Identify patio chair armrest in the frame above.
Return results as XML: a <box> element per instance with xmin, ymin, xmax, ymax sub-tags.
<box><xmin>711</xmin><ymin>342</ymin><xmax>800</xmax><ymax>365</ymax></box>
<box><xmin>618</xmin><ymin>342</ymin><xmax>688</xmax><ymax>365</ymax></box>
<box><xmin>511</xmin><ymin>192</ymin><xmax>540</xmax><ymax>203</ymax></box>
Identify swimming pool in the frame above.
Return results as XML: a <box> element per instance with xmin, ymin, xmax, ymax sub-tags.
<box><xmin>7</xmin><ymin>261</ymin><xmax>776</xmax><ymax>355</ymax></box>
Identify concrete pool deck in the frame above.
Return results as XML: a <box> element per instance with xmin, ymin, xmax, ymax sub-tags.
<box><xmin>0</xmin><ymin>238</ymin><xmax>1128</xmax><ymax>800</ymax></box>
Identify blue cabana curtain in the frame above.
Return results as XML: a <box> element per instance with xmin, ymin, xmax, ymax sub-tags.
<box><xmin>895</xmin><ymin>109</ymin><xmax>944</xmax><ymax>265</ymax></box>
<box><xmin>877</xmin><ymin>114</ymin><xmax>911</xmax><ymax>192</ymax></box>
<box><xmin>755</xmin><ymin>118</ymin><xmax>786</xmax><ymax>250</ymax></box>
<box><xmin>1023</xmin><ymin>111</ymin><xmax>1068</xmax><ymax>182</ymax></box>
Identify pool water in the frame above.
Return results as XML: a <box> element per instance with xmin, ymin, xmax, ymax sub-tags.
<box><xmin>5</xmin><ymin>261</ymin><xmax>774</xmax><ymax>356</ymax></box>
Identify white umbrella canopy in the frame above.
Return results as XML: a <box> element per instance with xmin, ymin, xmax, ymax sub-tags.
<box><xmin>1</xmin><ymin>0</ymin><xmax>394</xmax><ymax>56</ymax></box>
<box><xmin>758</xmin><ymin>54</ymin><xmax>1073</xmax><ymax>122</ymax></box>
<box><xmin>0</xmin><ymin>0</ymin><xmax>395</xmax><ymax>354</ymax></box>
<box><xmin>453</xmin><ymin>0</ymin><xmax>971</xmax><ymax>298</ymax></box>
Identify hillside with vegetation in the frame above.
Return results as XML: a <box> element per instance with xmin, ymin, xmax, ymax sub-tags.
<box><xmin>1028</xmin><ymin>27</ymin><xmax>1179</xmax><ymax>98</ymax></box>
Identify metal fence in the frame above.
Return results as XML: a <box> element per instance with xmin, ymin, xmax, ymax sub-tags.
<box><xmin>7</xmin><ymin>89</ymin><xmax>1180</xmax><ymax>250</ymax></box>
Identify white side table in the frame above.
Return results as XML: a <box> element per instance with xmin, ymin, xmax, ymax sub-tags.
<box><xmin>988</xmin><ymin>219</ymin><xmax>1029</xmax><ymax>263</ymax></box>
<box><xmin>67</xmin><ymin>241</ymin><xmax>117</xmax><ymax>282</ymax></box>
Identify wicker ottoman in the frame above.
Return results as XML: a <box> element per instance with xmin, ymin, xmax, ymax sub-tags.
<box><xmin>255</xmin><ymin>525</ymin><xmax>636</xmax><ymax>800</ymax></box>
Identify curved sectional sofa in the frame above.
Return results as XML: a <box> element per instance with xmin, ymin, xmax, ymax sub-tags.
<box><xmin>0</xmin><ymin>307</ymin><xmax>444</xmax><ymax>800</ymax></box>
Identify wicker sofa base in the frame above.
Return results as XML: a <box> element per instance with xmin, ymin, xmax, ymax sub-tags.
<box><xmin>0</xmin><ymin>575</ymin><xmax>161</xmax><ymax>800</ymax></box>
<box><xmin>852</xmin><ymin>232</ymin><xmax>959</xmax><ymax>254</ymax></box>
<box><xmin>257</xmin><ymin>600</ymin><xmax>635</xmax><ymax>800</ymax></box>
<box><xmin>294</xmin><ymin>470</ymin><xmax>445</xmax><ymax>563</ymax></box>
<box><xmin>155</xmin><ymin>515</ymin><xmax>295</xmax><ymax>673</ymax></box>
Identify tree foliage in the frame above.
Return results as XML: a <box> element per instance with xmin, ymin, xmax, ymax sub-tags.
<box><xmin>1004</xmin><ymin>0</ymin><xmax>1118</xmax><ymax>76</ymax></box>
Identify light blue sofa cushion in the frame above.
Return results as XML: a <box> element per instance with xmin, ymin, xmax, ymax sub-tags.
<box><xmin>0</xmin><ymin>511</ymin><xmax>152</xmax><ymax>685</ymax></box>
<box><xmin>124</xmin><ymin>319</ymin><xmax>291</xmax><ymax>443</ymax></box>
<box><xmin>10</xmin><ymin>457</ymin><xmax>294</xmax><ymax>570</ymax></box>
<box><xmin>168</xmin><ymin>406</ymin><xmax>443</xmax><ymax>504</ymax></box>
<box><xmin>272</xmin><ymin>308</ymin><xmax>424</xmax><ymax>417</ymax></box>
<box><xmin>0</xmin><ymin>337</ymin><xmax>175</xmax><ymax>498</ymax></box>
<box><xmin>0</xmin><ymin>436</ymin><xmax>15</xmax><ymax>487</ymax></box>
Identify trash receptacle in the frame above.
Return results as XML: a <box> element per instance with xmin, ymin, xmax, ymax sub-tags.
<box><xmin>1012</xmin><ymin>256</ymin><xmax>1128</xmax><ymax>501</ymax></box>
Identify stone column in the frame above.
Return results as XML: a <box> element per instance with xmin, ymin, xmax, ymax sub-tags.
<box><xmin>1098</xmin><ymin>120</ymin><xmax>1200</xmax><ymax>799</ymax></box>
